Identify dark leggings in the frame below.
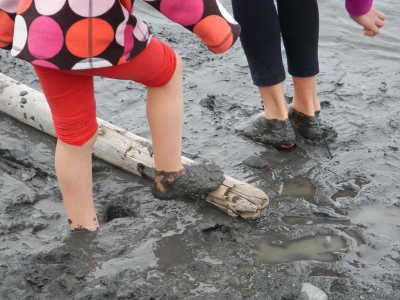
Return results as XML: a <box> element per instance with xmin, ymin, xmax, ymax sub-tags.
<box><xmin>231</xmin><ymin>0</ymin><xmax>319</xmax><ymax>87</ymax></box>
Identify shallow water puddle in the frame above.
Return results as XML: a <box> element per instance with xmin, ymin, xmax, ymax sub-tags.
<box><xmin>91</xmin><ymin>216</ymin><xmax>199</xmax><ymax>277</ymax></box>
<box><xmin>350</xmin><ymin>204</ymin><xmax>400</xmax><ymax>243</ymax></box>
<box><xmin>261</xmin><ymin>170</ymin><xmax>316</xmax><ymax>199</ymax></box>
<box><xmin>154</xmin><ymin>233</ymin><xmax>195</xmax><ymax>271</ymax></box>
<box><xmin>282</xmin><ymin>216</ymin><xmax>350</xmax><ymax>226</ymax></box>
<box><xmin>250</xmin><ymin>233</ymin><xmax>345</xmax><ymax>265</ymax></box>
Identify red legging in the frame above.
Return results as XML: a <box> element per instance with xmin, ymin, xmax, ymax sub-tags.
<box><xmin>33</xmin><ymin>38</ymin><xmax>177</xmax><ymax>146</ymax></box>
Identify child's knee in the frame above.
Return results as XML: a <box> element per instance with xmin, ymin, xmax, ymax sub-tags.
<box><xmin>54</xmin><ymin>116</ymin><xmax>98</xmax><ymax>147</ymax></box>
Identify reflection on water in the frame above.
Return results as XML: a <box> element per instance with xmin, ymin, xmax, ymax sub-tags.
<box><xmin>250</xmin><ymin>233</ymin><xmax>346</xmax><ymax>265</ymax></box>
<box><xmin>282</xmin><ymin>216</ymin><xmax>350</xmax><ymax>226</ymax></box>
<box><xmin>351</xmin><ymin>204</ymin><xmax>400</xmax><ymax>243</ymax></box>
<box><xmin>154</xmin><ymin>234</ymin><xmax>195</xmax><ymax>271</ymax></box>
<box><xmin>261</xmin><ymin>170</ymin><xmax>316</xmax><ymax>202</ymax></box>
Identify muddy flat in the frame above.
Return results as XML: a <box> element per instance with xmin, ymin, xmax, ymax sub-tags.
<box><xmin>0</xmin><ymin>0</ymin><xmax>399</xmax><ymax>299</ymax></box>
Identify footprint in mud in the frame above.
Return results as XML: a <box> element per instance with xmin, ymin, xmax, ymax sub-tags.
<box><xmin>280</xmin><ymin>204</ymin><xmax>399</xmax><ymax>266</ymax></box>
<box><xmin>331</xmin><ymin>177</ymin><xmax>370</xmax><ymax>201</ymax></box>
<box><xmin>350</xmin><ymin>203</ymin><xmax>400</xmax><ymax>243</ymax></box>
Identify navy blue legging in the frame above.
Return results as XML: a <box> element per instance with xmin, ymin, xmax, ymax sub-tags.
<box><xmin>231</xmin><ymin>0</ymin><xmax>319</xmax><ymax>87</ymax></box>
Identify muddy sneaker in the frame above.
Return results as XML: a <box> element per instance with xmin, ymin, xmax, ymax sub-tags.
<box><xmin>151</xmin><ymin>160</ymin><xmax>225</xmax><ymax>200</ymax></box>
<box><xmin>236</xmin><ymin>115</ymin><xmax>296</xmax><ymax>148</ymax></box>
<box><xmin>289</xmin><ymin>107</ymin><xmax>322</xmax><ymax>141</ymax></box>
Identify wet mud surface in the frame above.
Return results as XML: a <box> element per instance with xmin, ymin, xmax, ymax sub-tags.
<box><xmin>1</xmin><ymin>0</ymin><xmax>400</xmax><ymax>299</ymax></box>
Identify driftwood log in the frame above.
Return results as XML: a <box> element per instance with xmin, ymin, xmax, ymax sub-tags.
<box><xmin>0</xmin><ymin>73</ymin><xmax>269</xmax><ymax>220</ymax></box>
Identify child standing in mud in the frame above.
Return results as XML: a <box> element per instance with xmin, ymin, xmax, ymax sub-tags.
<box><xmin>231</xmin><ymin>0</ymin><xmax>385</xmax><ymax>148</ymax></box>
<box><xmin>0</xmin><ymin>0</ymin><xmax>240</xmax><ymax>231</ymax></box>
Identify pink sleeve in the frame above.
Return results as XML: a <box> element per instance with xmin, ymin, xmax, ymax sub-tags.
<box><xmin>345</xmin><ymin>0</ymin><xmax>373</xmax><ymax>16</ymax></box>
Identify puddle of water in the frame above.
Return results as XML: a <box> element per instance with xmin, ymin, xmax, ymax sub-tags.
<box><xmin>250</xmin><ymin>233</ymin><xmax>346</xmax><ymax>265</ymax></box>
<box><xmin>154</xmin><ymin>234</ymin><xmax>195</xmax><ymax>271</ymax></box>
<box><xmin>350</xmin><ymin>204</ymin><xmax>400</xmax><ymax>243</ymax></box>
<box><xmin>309</xmin><ymin>266</ymin><xmax>348</xmax><ymax>278</ymax></box>
<box><xmin>261</xmin><ymin>171</ymin><xmax>316</xmax><ymax>201</ymax></box>
<box><xmin>282</xmin><ymin>216</ymin><xmax>350</xmax><ymax>226</ymax></box>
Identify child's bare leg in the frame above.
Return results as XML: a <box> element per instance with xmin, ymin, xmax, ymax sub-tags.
<box><xmin>55</xmin><ymin>132</ymin><xmax>99</xmax><ymax>231</ymax></box>
<box><xmin>258</xmin><ymin>82</ymin><xmax>289</xmax><ymax>121</ymax></box>
<box><xmin>146</xmin><ymin>52</ymin><xmax>184</xmax><ymax>173</ymax></box>
<box><xmin>291</xmin><ymin>75</ymin><xmax>320</xmax><ymax>116</ymax></box>
<box><xmin>146</xmin><ymin>53</ymin><xmax>224</xmax><ymax>199</ymax></box>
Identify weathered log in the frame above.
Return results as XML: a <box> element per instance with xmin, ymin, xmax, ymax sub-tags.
<box><xmin>0</xmin><ymin>73</ymin><xmax>269</xmax><ymax>220</ymax></box>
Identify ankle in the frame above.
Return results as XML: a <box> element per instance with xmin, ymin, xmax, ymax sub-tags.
<box><xmin>154</xmin><ymin>168</ymin><xmax>185</xmax><ymax>192</ymax></box>
<box><xmin>258</xmin><ymin>107</ymin><xmax>289</xmax><ymax>121</ymax></box>
<box><xmin>291</xmin><ymin>103</ymin><xmax>315</xmax><ymax>117</ymax></box>
<box><xmin>69</xmin><ymin>218</ymin><xmax>100</xmax><ymax>232</ymax></box>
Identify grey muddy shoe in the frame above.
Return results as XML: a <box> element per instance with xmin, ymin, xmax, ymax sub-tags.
<box><xmin>236</xmin><ymin>115</ymin><xmax>296</xmax><ymax>148</ymax></box>
<box><xmin>289</xmin><ymin>107</ymin><xmax>322</xmax><ymax>141</ymax></box>
<box><xmin>151</xmin><ymin>160</ymin><xmax>224</xmax><ymax>200</ymax></box>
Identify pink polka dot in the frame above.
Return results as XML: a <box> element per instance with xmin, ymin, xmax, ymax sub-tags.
<box><xmin>28</xmin><ymin>16</ymin><xmax>64</xmax><ymax>59</ymax></box>
<box><xmin>31</xmin><ymin>60</ymin><xmax>59</xmax><ymax>69</ymax></box>
<box><xmin>160</xmin><ymin>0</ymin><xmax>204</xmax><ymax>26</ymax></box>
<box><xmin>124</xmin><ymin>25</ymin><xmax>134</xmax><ymax>60</ymax></box>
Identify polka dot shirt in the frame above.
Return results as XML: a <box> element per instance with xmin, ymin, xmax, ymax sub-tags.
<box><xmin>0</xmin><ymin>0</ymin><xmax>240</xmax><ymax>70</ymax></box>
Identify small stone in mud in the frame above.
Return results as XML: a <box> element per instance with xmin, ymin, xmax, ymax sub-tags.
<box><xmin>271</xmin><ymin>240</ymin><xmax>283</xmax><ymax>246</ymax></box>
<box><xmin>20</xmin><ymin>91</ymin><xmax>28</xmax><ymax>96</ymax></box>
<box><xmin>243</xmin><ymin>154</ymin><xmax>270</xmax><ymax>169</ymax></box>
<box><xmin>297</xmin><ymin>283</ymin><xmax>328</xmax><ymax>300</ymax></box>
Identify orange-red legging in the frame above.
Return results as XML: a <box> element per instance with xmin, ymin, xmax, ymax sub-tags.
<box><xmin>33</xmin><ymin>38</ymin><xmax>177</xmax><ymax>146</ymax></box>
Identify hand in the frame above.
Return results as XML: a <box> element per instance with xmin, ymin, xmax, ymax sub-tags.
<box><xmin>349</xmin><ymin>5</ymin><xmax>386</xmax><ymax>36</ymax></box>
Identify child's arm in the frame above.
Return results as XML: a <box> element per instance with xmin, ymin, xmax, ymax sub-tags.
<box><xmin>345</xmin><ymin>0</ymin><xmax>386</xmax><ymax>36</ymax></box>
<box><xmin>142</xmin><ymin>0</ymin><xmax>240</xmax><ymax>53</ymax></box>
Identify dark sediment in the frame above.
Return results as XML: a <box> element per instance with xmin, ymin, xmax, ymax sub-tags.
<box><xmin>1</xmin><ymin>0</ymin><xmax>400</xmax><ymax>299</ymax></box>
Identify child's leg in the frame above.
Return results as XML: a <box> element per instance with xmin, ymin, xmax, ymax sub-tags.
<box><xmin>55</xmin><ymin>133</ymin><xmax>99</xmax><ymax>231</ymax></box>
<box><xmin>70</xmin><ymin>39</ymin><xmax>184</xmax><ymax>173</ymax></box>
<box><xmin>277</xmin><ymin>0</ymin><xmax>320</xmax><ymax>116</ymax></box>
<box><xmin>232</xmin><ymin>0</ymin><xmax>288</xmax><ymax>121</ymax></box>
<box><xmin>258</xmin><ymin>82</ymin><xmax>289</xmax><ymax>121</ymax></box>
<box><xmin>292</xmin><ymin>75</ymin><xmax>320</xmax><ymax>117</ymax></box>
<box><xmin>33</xmin><ymin>65</ymin><xmax>99</xmax><ymax>231</ymax></box>
<box><xmin>146</xmin><ymin>52</ymin><xmax>184</xmax><ymax>173</ymax></box>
